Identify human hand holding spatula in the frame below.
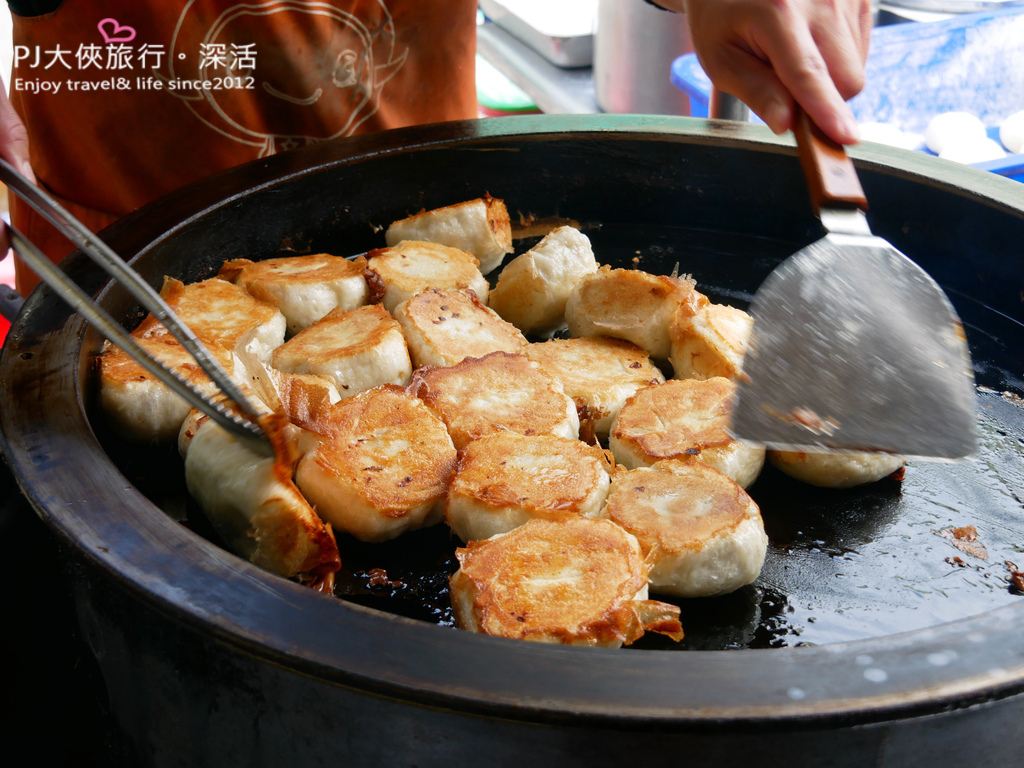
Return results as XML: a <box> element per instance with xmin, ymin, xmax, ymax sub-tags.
<box><xmin>730</xmin><ymin>108</ymin><xmax>977</xmax><ymax>459</ymax></box>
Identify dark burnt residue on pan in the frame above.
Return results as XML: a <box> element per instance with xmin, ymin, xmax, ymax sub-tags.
<box><xmin>1007</xmin><ymin>562</ymin><xmax>1024</xmax><ymax>594</ymax></box>
<box><xmin>935</xmin><ymin>525</ymin><xmax>989</xmax><ymax>560</ymax></box>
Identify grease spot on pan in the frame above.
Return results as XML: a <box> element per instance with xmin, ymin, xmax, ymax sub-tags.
<box><xmin>928</xmin><ymin>650</ymin><xmax>958</xmax><ymax>667</ymax></box>
<box><xmin>864</xmin><ymin>668</ymin><xmax>889</xmax><ymax>683</ymax></box>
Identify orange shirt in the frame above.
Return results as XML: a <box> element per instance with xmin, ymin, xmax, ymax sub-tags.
<box><xmin>10</xmin><ymin>1</ymin><xmax>478</xmax><ymax>293</ymax></box>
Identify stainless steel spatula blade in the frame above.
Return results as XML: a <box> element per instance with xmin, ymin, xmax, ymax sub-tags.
<box><xmin>731</xmin><ymin>111</ymin><xmax>977</xmax><ymax>459</ymax></box>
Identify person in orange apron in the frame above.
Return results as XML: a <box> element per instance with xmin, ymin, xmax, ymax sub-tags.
<box><xmin>2</xmin><ymin>0</ymin><xmax>479</xmax><ymax>294</ymax></box>
<box><xmin>0</xmin><ymin>0</ymin><xmax>870</xmax><ymax>295</ymax></box>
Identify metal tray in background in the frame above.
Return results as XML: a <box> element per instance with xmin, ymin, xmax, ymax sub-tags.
<box><xmin>479</xmin><ymin>0</ymin><xmax>596</xmax><ymax>68</ymax></box>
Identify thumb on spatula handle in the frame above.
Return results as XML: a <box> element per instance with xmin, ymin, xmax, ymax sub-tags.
<box><xmin>793</xmin><ymin>107</ymin><xmax>868</xmax><ymax>215</ymax></box>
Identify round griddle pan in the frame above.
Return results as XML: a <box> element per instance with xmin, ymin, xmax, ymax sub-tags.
<box><xmin>2</xmin><ymin>115</ymin><xmax>1023</xmax><ymax>766</ymax></box>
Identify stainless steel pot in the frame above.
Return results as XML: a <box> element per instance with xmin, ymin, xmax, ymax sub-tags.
<box><xmin>2</xmin><ymin>115</ymin><xmax>1023</xmax><ymax>767</ymax></box>
<box><xmin>594</xmin><ymin>0</ymin><xmax>693</xmax><ymax>115</ymax></box>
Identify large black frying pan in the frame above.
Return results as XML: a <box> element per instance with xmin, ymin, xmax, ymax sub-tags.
<box><xmin>2</xmin><ymin>115</ymin><xmax>1023</xmax><ymax>766</ymax></box>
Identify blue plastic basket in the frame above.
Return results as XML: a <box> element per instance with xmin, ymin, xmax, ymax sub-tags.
<box><xmin>671</xmin><ymin>6</ymin><xmax>1024</xmax><ymax>180</ymax></box>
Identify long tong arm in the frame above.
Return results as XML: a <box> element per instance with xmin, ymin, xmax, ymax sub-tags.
<box><xmin>0</xmin><ymin>159</ymin><xmax>269</xmax><ymax>446</ymax></box>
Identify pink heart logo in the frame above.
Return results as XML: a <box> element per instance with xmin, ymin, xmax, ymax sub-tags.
<box><xmin>97</xmin><ymin>18</ymin><xmax>136</xmax><ymax>44</ymax></box>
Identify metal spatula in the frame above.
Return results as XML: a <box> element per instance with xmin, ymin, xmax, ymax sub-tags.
<box><xmin>731</xmin><ymin>110</ymin><xmax>976</xmax><ymax>459</ymax></box>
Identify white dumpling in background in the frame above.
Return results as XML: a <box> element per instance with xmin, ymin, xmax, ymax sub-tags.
<box><xmin>858</xmin><ymin>122</ymin><xmax>922</xmax><ymax>151</ymax></box>
<box><xmin>925</xmin><ymin>112</ymin><xmax>987</xmax><ymax>155</ymax></box>
<box><xmin>999</xmin><ymin>110</ymin><xmax>1024</xmax><ymax>154</ymax></box>
<box><xmin>939</xmin><ymin>138</ymin><xmax>1006</xmax><ymax>165</ymax></box>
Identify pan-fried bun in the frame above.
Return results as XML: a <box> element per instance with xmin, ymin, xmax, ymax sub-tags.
<box><xmin>99</xmin><ymin>335</ymin><xmax>240</xmax><ymax>443</ymax></box>
<box><xmin>103</xmin><ymin>276</ymin><xmax>284</xmax><ymax>444</ymax></box>
<box><xmin>525</xmin><ymin>337</ymin><xmax>665</xmax><ymax>438</ymax></box>
<box><xmin>609</xmin><ymin>377</ymin><xmax>765</xmax><ymax>488</ymax></box>
<box><xmin>450</xmin><ymin>517</ymin><xmax>684</xmax><ymax>647</ymax></box>
<box><xmin>271</xmin><ymin>304</ymin><xmax>412</xmax><ymax>398</ymax></box>
<box><xmin>768</xmin><ymin>450</ymin><xmax>905</xmax><ymax>488</ymax></box>
<box><xmin>393</xmin><ymin>288</ymin><xmax>527</xmax><ymax>368</ymax></box>
<box><xmin>136</xmin><ymin>277</ymin><xmax>286</xmax><ymax>362</ymax></box>
<box><xmin>670</xmin><ymin>302</ymin><xmax>753</xmax><ymax>381</ymax></box>
<box><xmin>360</xmin><ymin>240</ymin><xmax>489</xmax><ymax>313</ymax></box>
<box><xmin>409</xmin><ymin>351</ymin><xmax>579</xmax><ymax>450</ymax></box>
<box><xmin>184</xmin><ymin>415</ymin><xmax>341</xmax><ymax>585</ymax></box>
<box><xmin>487</xmin><ymin>225</ymin><xmax>598</xmax><ymax>335</ymax></box>
<box><xmin>176</xmin><ymin>384</ymin><xmax>281</xmax><ymax>460</ymax></box>
<box><xmin>564</xmin><ymin>266</ymin><xmax>707</xmax><ymax>359</ymax></box>
<box><xmin>445</xmin><ymin>433</ymin><xmax>611</xmax><ymax>543</ymax></box>
<box><xmin>604</xmin><ymin>460</ymin><xmax>768</xmax><ymax>598</ymax></box>
<box><xmin>231</xmin><ymin>352</ymin><xmax>342</xmax><ymax>438</ymax></box>
<box><xmin>219</xmin><ymin>253</ymin><xmax>368</xmax><ymax>335</ymax></box>
<box><xmin>384</xmin><ymin>196</ymin><xmax>513</xmax><ymax>275</ymax></box>
<box><xmin>294</xmin><ymin>386</ymin><xmax>457</xmax><ymax>543</ymax></box>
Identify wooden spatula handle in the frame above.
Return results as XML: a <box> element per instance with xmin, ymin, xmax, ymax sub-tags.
<box><xmin>793</xmin><ymin>108</ymin><xmax>868</xmax><ymax>213</ymax></box>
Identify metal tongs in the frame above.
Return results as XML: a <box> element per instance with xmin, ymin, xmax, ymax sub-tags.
<box><xmin>0</xmin><ymin>159</ymin><xmax>271</xmax><ymax>449</ymax></box>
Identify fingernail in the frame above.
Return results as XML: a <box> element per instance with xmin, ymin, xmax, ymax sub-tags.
<box><xmin>20</xmin><ymin>160</ymin><xmax>34</xmax><ymax>180</ymax></box>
